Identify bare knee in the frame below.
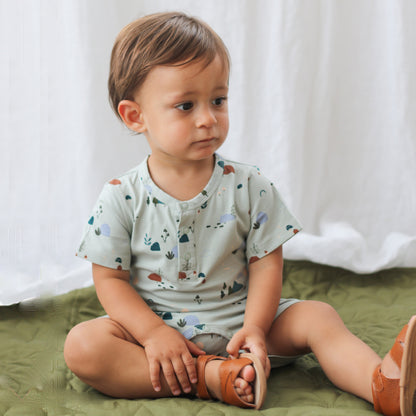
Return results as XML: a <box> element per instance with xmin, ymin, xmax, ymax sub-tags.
<box><xmin>305</xmin><ymin>300</ymin><xmax>340</xmax><ymax>319</ymax></box>
<box><xmin>299</xmin><ymin>300</ymin><xmax>344</xmax><ymax>327</ymax></box>
<box><xmin>300</xmin><ymin>300</ymin><xmax>346</xmax><ymax>345</ymax></box>
<box><xmin>64</xmin><ymin>321</ymin><xmax>102</xmax><ymax>379</ymax></box>
<box><xmin>271</xmin><ymin>300</ymin><xmax>345</xmax><ymax>352</ymax></box>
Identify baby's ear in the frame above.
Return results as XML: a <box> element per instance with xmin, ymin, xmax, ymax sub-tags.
<box><xmin>118</xmin><ymin>100</ymin><xmax>146</xmax><ymax>133</ymax></box>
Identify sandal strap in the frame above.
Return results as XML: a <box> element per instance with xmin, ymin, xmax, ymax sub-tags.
<box><xmin>196</xmin><ymin>355</ymin><xmax>257</xmax><ymax>408</ymax></box>
<box><xmin>372</xmin><ymin>323</ymin><xmax>408</xmax><ymax>415</ymax></box>
<box><xmin>372</xmin><ymin>365</ymin><xmax>400</xmax><ymax>416</ymax></box>
<box><xmin>196</xmin><ymin>355</ymin><xmax>226</xmax><ymax>400</ymax></box>
<box><xmin>390</xmin><ymin>323</ymin><xmax>408</xmax><ymax>367</ymax></box>
<box><xmin>219</xmin><ymin>357</ymin><xmax>255</xmax><ymax>408</ymax></box>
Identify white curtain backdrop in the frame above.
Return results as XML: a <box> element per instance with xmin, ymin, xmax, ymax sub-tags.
<box><xmin>1</xmin><ymin>0</ymin><xmax>415</xmax><ymax>305</ymax></box>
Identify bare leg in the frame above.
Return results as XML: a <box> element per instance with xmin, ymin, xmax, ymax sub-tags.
<box><xmin>64</xmin><ymin>318</ymin><xmax>255</xmax><ymax>402</ymax></box>
<box><xmin>266</xmin><ymin>301</ymin><xmax>382</xmax><ymax>402</ymax></box>
<box><xmin>64</xmin><ymin>318</ymin><xmax>167</xmax><ymax>398</ymax></box>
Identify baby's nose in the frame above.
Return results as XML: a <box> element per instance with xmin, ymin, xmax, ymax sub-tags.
<box><xmin>195</xmin><ymin>106</ymin><xmax>216</xmax><ymax>128</ymax></box>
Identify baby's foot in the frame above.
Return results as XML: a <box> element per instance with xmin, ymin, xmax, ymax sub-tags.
<box><xmin>196</xmin><ymin>353</ymin><xmax>267</xmax><ymax>409</ymax></box>
<box><xmin>233</xmin><ymin>364</ymin><xmax>256</xmax><ymax>403</ymax></box>
<box><xmin>371</xmin><ymin>316</ymin><xmax>416</xmax><ymax>416</ymax></box>
<box><xmin>379</xmin><ymin>316</ymin><xmax>416</xmax><ymax>380</ymax></box>
<box><xmin>204</xmin><ymin>360</ymin><xmax>256</xmax><ymax>404</ymax></box>
<box><xmin>379</xmin><ymin>349</ymin><xmax>400</xmax><ymax>379</ymax></box>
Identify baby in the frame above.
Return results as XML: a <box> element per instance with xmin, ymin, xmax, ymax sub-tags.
<box><xmin>64</xmin><ymin>12</ymin><xmax>416</xmax><ymax>414</ymax></box>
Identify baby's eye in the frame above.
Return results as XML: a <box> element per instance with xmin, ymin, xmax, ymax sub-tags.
<box><xmin>212</xmin><ymin>96</ymin><xmax>227</xmax><ymax>106</ymax></box>
<box><xmin>176</xmin><ymin>102</ymin><xmax>194</xmax><ymax>111</ymax></box>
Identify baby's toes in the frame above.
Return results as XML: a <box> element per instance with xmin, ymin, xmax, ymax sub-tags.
<box><xmin>240</xmin><ymin>364</ymin><xmax>256</xmax><ymax>383</ymax></box>
<box><xmin>234</xmin><ymin>377</ymin><xmax>254</xmax><ymax>403</ymax></box>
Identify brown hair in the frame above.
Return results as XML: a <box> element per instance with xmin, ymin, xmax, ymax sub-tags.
<box><xmin>108</xmin><ymin>12</ymin><xmax>230</xmax><ymax>119</ymax></box>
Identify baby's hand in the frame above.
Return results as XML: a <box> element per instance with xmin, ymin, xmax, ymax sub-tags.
<box><xmin>226</xmin><ymin>325</ymin><xmax>271</xmax><ymax>377</ymax></box>
<box><xmin>141</xmin><ymin>324</ymin><xmax>205</xmax><ymax>395</ymax></box>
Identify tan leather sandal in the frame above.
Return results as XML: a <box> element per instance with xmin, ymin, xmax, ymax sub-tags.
<box><xmin>372</xmin><ymin>316</ymin><xmax>416</xmax><ymax>416</ymax></box>
<box><xmin>196</xmin><ymin>352</ymin><xmax>267</xmax><ymax>409</ymax></box>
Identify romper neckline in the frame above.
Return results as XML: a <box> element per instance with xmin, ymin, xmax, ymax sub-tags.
<box><xmin>138</xmin><ymin>153</ymin><xmax>225</xmax><ymax>211</ymax></box>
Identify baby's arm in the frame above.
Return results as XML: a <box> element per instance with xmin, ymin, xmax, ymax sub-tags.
<box><xmin>92</xmin><ymin>263</ymin><xmax>205</xmax><ymax>395</ymax></box>
<box><xmin>226</xmin><ymin>245</ymin><xmax>284</xmax><ymax>376</ymax></box>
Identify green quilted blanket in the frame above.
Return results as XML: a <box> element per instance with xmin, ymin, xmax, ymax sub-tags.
<box><xmin>1</xmin><ymin>261</ymin><xmax>415</xmax><ymax>415</ymax></box>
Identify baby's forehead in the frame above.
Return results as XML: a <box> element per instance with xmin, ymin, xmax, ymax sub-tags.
<box><xmin>137</xmin><ymin>56</ymin><xmax>229</xmax><ymax>99</ymax></box>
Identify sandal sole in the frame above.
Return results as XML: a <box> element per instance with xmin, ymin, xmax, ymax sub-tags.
<box><xmin>240</xmin><ymin>353</ymin><xmax>267</xmax><ymax>409</ymax></box>
<box><xmin>400</xmin><ymin>315</ymin><xmax>416</xmax><ymax>416</ymax></box>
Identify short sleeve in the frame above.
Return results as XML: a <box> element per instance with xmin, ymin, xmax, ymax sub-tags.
<box><xmin>245</xmin><ymin>169</ymin><xmax>302</xmax><ymax>264</ymax></box>
<box><xmin>76</xmin><ymin>182</ymin><xmax>133</xmax><ymax>271</ymax></box>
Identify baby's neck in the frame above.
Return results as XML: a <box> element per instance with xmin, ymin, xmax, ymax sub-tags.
<box><xmin>147</xmin><ymin>155</ymin><xmax>215</xmax><ymax>201</ymax></box>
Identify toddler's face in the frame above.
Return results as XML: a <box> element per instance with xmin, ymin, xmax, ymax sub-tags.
<box><xmin>134</xmin><ymin>55</ymin><xmax>229</xmax><ymax>164</ymax></box>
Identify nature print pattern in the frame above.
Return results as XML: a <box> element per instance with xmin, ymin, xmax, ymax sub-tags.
<box><xmin>76</xmin><ymin>155</ymin><xmax>301</xmax><ymax>339</ymax></box>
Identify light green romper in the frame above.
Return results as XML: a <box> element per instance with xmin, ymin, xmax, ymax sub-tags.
<box><xmin>77</xmin><ymin>154</ymin><xmax>302</xmax><ymax>361</ymax></box>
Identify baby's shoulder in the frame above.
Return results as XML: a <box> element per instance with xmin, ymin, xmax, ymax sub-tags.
<box><xmin>106</xmin><ymin>165</ymin><xmax>140</xmax><ymax>187</ymax></box>
<box><xmin>218</xmin><ymin>155</ymin><xmax>259</xmax><ymax>174</ymax></box>
<box><xmin>99</xmin><ymin>164</ymin><xmax>143</xmax><ymax>204</ymax></box>
<box><xmin>218</xmin><ymin>156</ymin><xmax>271</xmax><ymax>186</ymax></box>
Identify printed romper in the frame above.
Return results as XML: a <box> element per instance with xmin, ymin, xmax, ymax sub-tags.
<box><xmin>77</xmin><ymin>154</ymin><xmax>302</xmax><ymax>357</ymax></box>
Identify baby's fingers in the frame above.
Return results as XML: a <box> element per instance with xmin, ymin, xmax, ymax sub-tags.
<box><xmin>161</xmin><ymin>360</ymin><xmax>182</xmax><ymax>396</ymax></box>
<box><xmin>249</xmin><ymin>344</ymin><xmax>269</xmax><ymax>371</ymax></box>
<box><xmin>171</xmin><ymin>356</ymin><xmax>193</xmax><ymax>394</ymax></box>
<box><xmin>226</xmin><ymin>333</ymin><xmax>245</xmax><ymax>358</ymax></box>
<box><xmin>182</xmin><ymin>353</ymin><xmax>198</xmax><ymax>386</ymax></box>
<box><xmin>148</xmin><ymin>359</ymin><xmax>162</xmax><ymax>393</ymax></box>
<box><xmin>185</xmin><ymin>338</ymin><xmax>206</xmax><ymax>357</ymax></box>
